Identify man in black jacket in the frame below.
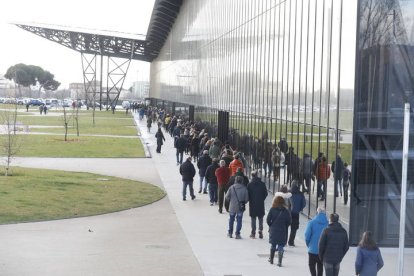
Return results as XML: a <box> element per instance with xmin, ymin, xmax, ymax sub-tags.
<box><xmin>197</xmin><ymin>150</ymin><xmax>212</xmax><ymax>194</ymax></box>
<box><xmin>318</xmin><ymin>213</ymin><xmax>349</xmax><ymax>276</ymax></box>
<box><xmin>247</xmin><ymin>170</ymin><xmax>268</xmax><ymax>239</ymax></box>
<box><xmin>205</xmin><ymin>158</ymin><xmax>219</xmax><ymax>205</ymax></box>
<box><xmin>179</xmin><ymin>157</ymin><xmax>196</xmax><ymax>201</ymax></box>
<box><xmin>175</xmin><ymin>134</ymin><xmax>187</xmax><ymax>165</ymax></box>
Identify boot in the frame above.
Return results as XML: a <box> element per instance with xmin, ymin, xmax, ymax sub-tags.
<box><xmin>277</xmin><ymin>251</ymin><xmax>284</xmax><ymax>267</ymax></box>
<box><xmin>268</xmin><ymin>249</ymin><xmax>275</xmax><ymax>264</ymax></box>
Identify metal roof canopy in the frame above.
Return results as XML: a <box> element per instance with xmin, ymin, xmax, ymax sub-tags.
<box><xmin>14</xmin><ymin>0</ymin><xmax>183</xmax><ymax>62</ymax></box>
<box><xmin>14</xmin><ymin>22</ymin><xmax>157</xmax><ymax>62</ymax></box>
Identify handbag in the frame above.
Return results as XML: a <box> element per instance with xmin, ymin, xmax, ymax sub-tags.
<box><xmin>233</xmin><ymin>186</ymin><xmax>246</xmax><ymax>212</ymax></box>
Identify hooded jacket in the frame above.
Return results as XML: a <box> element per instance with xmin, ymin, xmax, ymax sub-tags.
<box><xmin>179</xmin><ymin>160</ymin><xmax>196</xmax><ymax>182</ymax></box>
<box><xmin>319</xmin><ymin>221</ymin><xmax>349</xmax><ymax>264</ymax></box>
<box><xmin>304</xmin><ymin>212</ymin><xmax>329</xmax><ymax>254</ymax></box>
<box><xmin>225</xmin><ymin>183</ymin><xmax>249</xmax><ymax>213</ymax></box>
<box><xmin>229</xmin><ymin>158</ymin><xmax>244</xmax><ymax>175</ymax></box>
<box><xmin>197</xmin><ymin>154</ymin><xmax>212</xmax><ymax>177</ymax></box>
<box><xmin>289</xmin><ymin>184</ymin><xmax>306</xmax><ymax>214</ymax></box>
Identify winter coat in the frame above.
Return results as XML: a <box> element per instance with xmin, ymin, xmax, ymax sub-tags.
<box><xmin>155</xmin><ymin>130</ymin><xmax>165</xmax><ymax>145</ymax></box>
<box><xmin>355</xmin><ymin>247</ymin><xmax>384</xmax><ymax>276</ymax></box>
<box><xmin>302</xmin><ymin>155</ymin><xmax>314</xmax><ymax>176</ymax></box>
<box><xmin>225</xmin><ymin>183</ymin><xmax>249</xmax><ymax>213</ymax></box>
<box><xmin>179</xmin><ymin>160</ymin><xmax>196</xmax><ymax>182</ymax></box>
<box><xmin>228</xmin><ymin>173</ymin><xmax>249</xmax><ymax>187</ymax></box>
<box><xmin>267</xmin><ymin>207</ymin><xmax>291</xmax><ymax>245</ymax></box>
<box><xmin>215</xmin><ymin>166</ymin><xmax>231</xmax><ymax>186</ymax></box>
<box><xmin>221</xmin><ymin>156</ymin><xmax>233</xmax><ymax>167</ymax></box>
<box><xmin>172</xmin><ymin>126</ymin><xmax>182</xmax><ymax>137</ymax></box>
<box><xmin>175</xmin><ymin>137</ymin><xmax>187</xmax><ymax>152</ymax></box>
<box><xmin>332</xmin><ymin>156</ymin><xmax>344</xmax><ymax>180</ymax></box>
<box><xmin>146</xmin><ymin>118</ymin><xmax>152</xmax><ymax>128</ymax></box>
<box><xmin>197</xmin><ymin>154</ymin><xmax>212</xmax><ymax>177</ymax></box>
<box><xmin>208</xmin><ymin>144</ymin><xmax>220</xmax><ymax>159</ymax></box>
<box><xmin>304</xmin><ymin>212</ymin><xmax>329</xmax><ymax>254</ymax></box>
<box><xmin>229</xmin><ymin>158</ymin><xmax>244</xmax><ymax>175</ymax></box>
<box><xmin>272</xmin><ymin>148</ymin><xmax>281</xmax><ymax>167</ymax></box>
<box><xmin>205</xmin><ymin>162</ymin><xmax>219</xmax><ymax>185</ymax></box>
<box><xmin>247</xmin><ymin>176</ymin><xmax>268</xmax><ymax>217</ymax></box>
<box><xmin>289</xmin><ymin>185</ymin><xmax>306</xmax><ymax>214</ymax></box>
<box><xmin>316</xmin><ymin>162</ymin><xmax>331</xmax><ymax>181</ymax></box>
<box><xmin>319</xmin><ymin>222</ymin><xmax>349</xmax><ymax>264</ymax></box>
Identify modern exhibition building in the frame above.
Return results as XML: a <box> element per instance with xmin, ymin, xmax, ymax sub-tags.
<box><xmin>148</xmin><ymin>0</ymin><xmax>414</xmax><ymax>247</ymax></box>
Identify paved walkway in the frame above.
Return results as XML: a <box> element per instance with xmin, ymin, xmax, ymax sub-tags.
<box><xmin>0</xmin><ymin>114</ymin><xmax>413</xmax><ymax>275</ymax></box>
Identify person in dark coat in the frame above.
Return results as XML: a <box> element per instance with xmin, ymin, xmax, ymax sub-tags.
<box><xmin>288</xmin><ymin>181</ymin><xmax>306</xmax><ymax>246</ymax></box>
<box><xmin>205</xmin><ymin>158</ymin><xmax>219</xmax><ymax>205</ymax></box>
<box><xmin>331</xmin><ymin>154</ymin><xmax>345</xmax><ymax>197</ymax></box>
<box><xmin>155</xmin><ymin>128</ymin><xmax>165</xmax><ymax>153</ymax></box>
<box><xmin>146</xmin><ymin>117</ymin><xmax>152</xmax><ymax>133</ymax></box>
<box><xmin>247</xmin><ymin>170</ymin><xmax>268</xmax><ymax>239</ymax></box>
<box><xmin>319</xmin><ymin>213</ymin><xmax>349</xmax><ymax>276</ymax></box>
<box><xmin>302</xmin><ymin>153</ymin><xmax>314</xmax><ymax>193</ymax></box>
<box><xmin>179</xmin><ymin>157</ymin><xmax>196</xmax><ymax>201</ymax></box>
<box><xmin>225</xmin><ymin>176</ymin><xmax>249</xmax><ymax>239</ymax></box>
<box><xmin>228</xmin><ymin>168</ymin><xmax>249</xmax><ymax>187</ymax></box>
<box><xmin>197</xmin><ymin>150</ymin><xmax>212</xmax><ymax>194</ymax></box>
<box><xmin>355</xmin><ymin>231</ymin><xmax>384</xmax><ymax>276</ymax></box>
<box><xmin>267</xmin><ymin>196</ymin><xmax>291</xmax><ymax>267</ymax></box>
<box><xmin>175</xmin><ymin>134</ymin><xmax>187</xmax><ymax>165</ymax></box>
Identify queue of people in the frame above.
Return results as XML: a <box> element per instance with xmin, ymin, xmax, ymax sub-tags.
<box><xmin>141</xmin><ymin>105</ymin><xmax>383</xmax><ymax>275</ymax></box>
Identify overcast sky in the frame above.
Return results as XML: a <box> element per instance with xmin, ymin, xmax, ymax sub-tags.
<box><xmin>0</xmin><ymin>0</ymin><xmax>155</xmax><ymax>89</ymax></box>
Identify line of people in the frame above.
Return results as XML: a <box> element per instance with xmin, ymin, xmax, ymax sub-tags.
<box><xmin>144</xmin><ymin>106</ymin><xmax>383</xmax><ymax>275</ymax></box>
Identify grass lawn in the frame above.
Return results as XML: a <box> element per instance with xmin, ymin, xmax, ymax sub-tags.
<box><xmin>12</xmin><ymin>134</ymin><xmax>145</xmax><ymax>158</ymax></box>
<box><xmin>0</xmin><ymin>167</ymin><xmax>165</xmax><ymax>224</ymax></box>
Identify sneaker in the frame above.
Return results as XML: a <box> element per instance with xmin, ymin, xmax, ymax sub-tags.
<box><xmin>210</xmin><ymin>202</ymin><xmax>214</xmax><ymax>206</ymax></box>
<box><xmin>198</xmin><ymin>190</ymin><xmax>202</xmax><ymax>194</ymax></box>
<box><xmin>191</xmin><ymin>195</ymin><xmax>196</xmax><ymax>200</ymax></box>
<box><xmin>203</xmin><ymin>191</ymin><xmax>208</xmax><ymax>194</ymax></box>
<box><xmin>218</xmin><ymin>209</ymin><xmax>222</xmax><ymax>214</ymax></box>
<box><xmin>235</xmin><ymin>235</ymin><xmax>242</xmax><ymax>239</ymax></box>
<box><xmin>227</xmin><ymin>233</ymin><xmax>233</xmax><ymax>238</ymax></box>
<box><xmin>183</xmin><ymin>198</ymin><xmax>186</xmax><ymax>201</ymax></box>
<box><xmin>249</xmin><ymin>233</ymin><xmax>255</xmax><ymax>239</ymax></box>
<box><xmin>259</xmin><ymin>232</ymin><xmax>263</xmax><ymax>239</ymax></box>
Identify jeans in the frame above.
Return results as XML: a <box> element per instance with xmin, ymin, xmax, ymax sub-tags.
<box><xmin>182</xmin><ymin>181</ymin><xmax>195</xmax><ymax>200</ymax></box>
<box><xmin>308</xmin><ymin>253</ymin><xmax>323</xmax><ymax>276</ymax></box>
<box><xmin>209</xmin><ymin>183</ymin><xmax>218</xmax><ymax>203</ymax></box>
<box><xmin>317</xmin><ymin>180</ymin><xmax>327</xmax><ymax>199</ymax></box>
<box><xmin>228</xmin><ymin>211</ymin><xmax>243</xmax><ymax>235</ymax></box>
<box><xmin>250</xmin><ymin>216</ymin><xmax>264</xmax><ymax>234</ymax></box>
<box><xmin>334</xmin><ymin>177</ymin><xmax>343</xmax><ymax>196</ymax></box>
<box><xmin>176</xmin><ymin>150</ymin><xmax>184</xmax><ymax>164</ymax></box>
<box><xmin>323</xmin><ymin>262</ymin><xmax>340</xmax><ymax>276</ymax></box>
<box><xmin>343</xmin><ymin>181</ymin><xmax>350</xmax><ymax>204</ymax></box>
<box><xmin>199</xmin><ymin>176</ymin><xmax>207</xmax><ymax>192</ymax></box>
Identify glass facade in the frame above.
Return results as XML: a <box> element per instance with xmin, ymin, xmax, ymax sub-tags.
<box><xmin>149</xmin><ymin>0</ymin><xmax>414</xmax><ymax>246</ymax></box>
<box><xmin>351</xmin><ymin>0</ymin><xmax>414</xmax><ymax>246</ymax></box>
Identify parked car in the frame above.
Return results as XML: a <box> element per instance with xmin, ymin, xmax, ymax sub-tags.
<box><xmin>29</xmin><ymin>99</ymin><xmax>44</xmax><ymax>106</ymax></box>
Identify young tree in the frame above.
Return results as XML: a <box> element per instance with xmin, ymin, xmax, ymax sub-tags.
<box><xmin>0</xmin><ymin>77</ymin><xmax>20</xmax><ymax>176</ymax></box>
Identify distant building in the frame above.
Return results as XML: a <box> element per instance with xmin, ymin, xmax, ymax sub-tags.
<box><xmin>69</xmin><ymin>81</ymin><xmax>101</xmax><ymax>99</ymax></box>
<box><xmin>132</xmin><ymin>81</ymin><xmax>149</xmax><ymax>99</ymax></box>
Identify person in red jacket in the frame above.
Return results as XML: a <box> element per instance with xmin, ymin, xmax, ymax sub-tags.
<box><xmin>215</xmin><ymin>160</ymin><xmax>231</xmax><ymax>213</ymax></box>
<box><xmin>229</xmin><ymin>153</ymin><xmax>244</xmax><ymax>176</ymax></box>
<box><xmin>315</xmin><ymin>157</ymin><xmax>331</xmax><ymax>201</ymax></box>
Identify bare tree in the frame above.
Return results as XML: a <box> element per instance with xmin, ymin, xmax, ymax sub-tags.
<box><xmin>0</xmin><ymin>93</ymin><xmax>20</xmax><ymax>176</ymax></box>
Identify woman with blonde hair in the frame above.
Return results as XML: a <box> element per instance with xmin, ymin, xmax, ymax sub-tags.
<box><xmin>266</xmin><ymin>196</ymin><xmax>291</xmax><ymax>267</ymax></box>
<box><xmin>355</xmin><ymin>231</ymin><xmax>384</xmax><ymax>276</ymax></box>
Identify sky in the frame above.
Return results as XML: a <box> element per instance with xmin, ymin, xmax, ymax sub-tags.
<box><xmin>0</xmin><ymin>0</ymin><xmax>155</xmax><ymax>89</ymax></box>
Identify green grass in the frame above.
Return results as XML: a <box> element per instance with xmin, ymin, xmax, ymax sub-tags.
<box><xmin>0</xmin><ymin>167</ymin><xmax>165</xmax><ymax>224</ymax></box>
<box><xmin>13</xmin><ymin>135</ymin><xmax>145</xmax><ymax>157</ymax></box>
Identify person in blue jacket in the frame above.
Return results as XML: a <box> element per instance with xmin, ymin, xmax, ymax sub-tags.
<box><xmin>304</xmin><ymin>207</ymin><xmax>328</xmax><ymax>276</ymax></box>
<box><xmin>355</xmin><ymin>231</ymin><xmax>384</xmax><ymax>276</ymax></box>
